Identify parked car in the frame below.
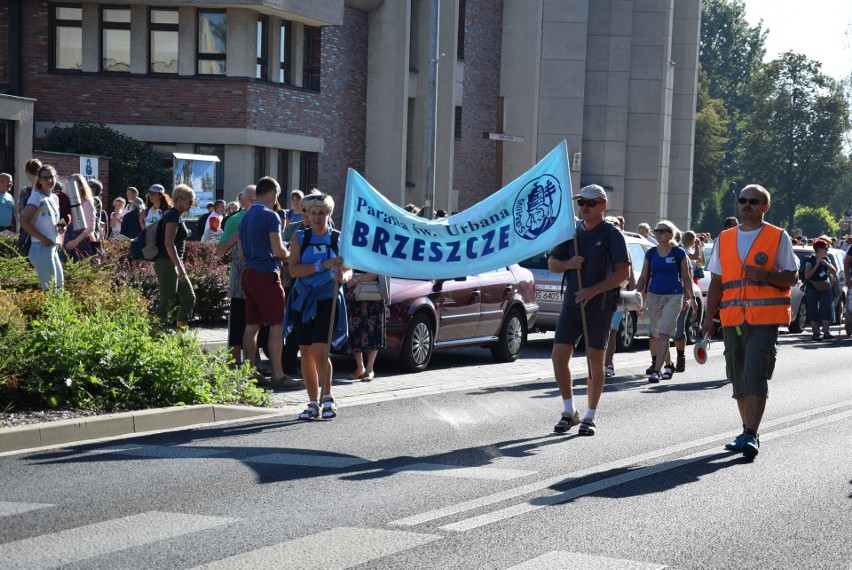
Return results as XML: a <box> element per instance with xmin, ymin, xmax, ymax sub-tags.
<box><xmin>789</xmin><ymin>246</ymin><xmax>848</xmax><ymax>333</ymax></box>
<box><xmin>519</xmin><ymin>231</ymin><xmax>705</xmax><ymax>351</ymax></box>
<box><xmin>381</xmin><ymin>265</ymin><xmax>538</xmax><ymax>372</ymax></box>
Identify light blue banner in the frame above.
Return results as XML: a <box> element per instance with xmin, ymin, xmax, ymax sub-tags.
<box><xmin>339</xmin><ymin>141</ymin><xmax>575</xmax><ymax>279</ymax></box>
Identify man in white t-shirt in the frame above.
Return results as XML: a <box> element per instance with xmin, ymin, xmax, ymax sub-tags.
<box><xmin>701</xmin><ymin>184</ymin><xmax>798</xmax><ymax>460</ymax></box>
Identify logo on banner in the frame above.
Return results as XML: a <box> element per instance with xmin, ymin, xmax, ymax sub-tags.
<box><xmin>513</xmin><ymin>174</ymin><xmax>563</xmax><ymax>240</ymax></box>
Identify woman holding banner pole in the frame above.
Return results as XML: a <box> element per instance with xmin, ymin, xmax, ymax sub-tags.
<box><xmin>548</xmin><ymin>185</ymin><xmax>630</xmax><ymax>436</ymax></box>
<box><xmin>286</xmin><ymin>193</ymin><xmax>351</xmax><ymax>420</ymax></box>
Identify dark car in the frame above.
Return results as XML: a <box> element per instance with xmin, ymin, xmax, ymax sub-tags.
<box><xmin>382</xmin><ymin>265</ymin><xmax>539</xmax><ymax>372</ymax></box>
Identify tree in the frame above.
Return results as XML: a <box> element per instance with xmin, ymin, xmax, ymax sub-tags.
<box><xmin>42</xmin><ymin>123</ymin><xmax>171</xmax><ymax>203</ymax></box>
<box><xmin>699</xmin><ymin>0</ymin><xmax>767</xmax><ymax>181</ymax></box>
<box><xmin>691</xmin><ymin>66</ymin><xmax>730</xmax><ymax>232</ymax></box>
<box><xmin>740</xmin><ymin>52</ymin><xmax>850</xmax><ymax>229</ymax></box>
<box><xmin>794</xmin><ymin>206</ymin><xmax>839</xmax><ymax>238</ymax></box>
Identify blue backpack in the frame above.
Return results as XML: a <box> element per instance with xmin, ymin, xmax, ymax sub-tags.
<box><xmin>129</xmin><ymin>219</ymin><xmax>161</xmax><ymax>261</ymax></box>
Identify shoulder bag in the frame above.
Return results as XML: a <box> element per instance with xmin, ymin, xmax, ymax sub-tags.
<box><xmin>354</xmin><ymin>275</ymin><xmax>391</xmax><ymax>303</ymax></box>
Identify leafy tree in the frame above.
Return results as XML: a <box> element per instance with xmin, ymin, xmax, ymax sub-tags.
<box><xmin>794</xmin><ymin>205</ymin><xmax>839</xmax><ymax>238</ymax></box>
<box><xmin>699</xmin><ymin>0</ymin><xmax>767</xmax><ymax>181</ymax></box>
<box><xmin>691</xmin><ymin>66</ymin><xmax>730</xmax><ymax>232</ymax></box>
<box><xmin>42</xmin><ymin>123</ymin><xmax>171</xmax><ymax>203</ymax></box>
<box><xmin>741</xmin><ymin>52</ymin><xmax>850</xmax><ymax>228</ymax></box>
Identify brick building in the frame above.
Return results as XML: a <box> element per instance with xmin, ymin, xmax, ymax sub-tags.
<box><xmin>1</xmin><ymin>0</ymin><xmax>699</xmax><ymax>229</ymax></box>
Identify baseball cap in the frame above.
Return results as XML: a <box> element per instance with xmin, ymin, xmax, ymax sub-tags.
<box><xmin>148</xmin><ymin>184</ymin><xmax>165</xmax><ymax>194</ymax></box>
<box><xmin>573</xmin><ymin>184</ymin><xmax>607</xmax><ymax>202</ymax></box>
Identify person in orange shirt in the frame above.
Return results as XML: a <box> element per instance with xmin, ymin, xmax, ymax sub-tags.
<box><xmin>700</xmin><ymin>184</ymin><xmax>798</xmax><ymax>460</ymax></box>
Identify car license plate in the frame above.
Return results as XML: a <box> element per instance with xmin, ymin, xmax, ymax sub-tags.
<box><xmin>536</xmin><ymin>290</ymin><xmax>563</xmax><ymax>301</ymax></box>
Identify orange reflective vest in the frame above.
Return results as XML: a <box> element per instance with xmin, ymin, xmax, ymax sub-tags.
<box><xmin>718</xmin><ymin>224</ymin><xmax>791</xmax><ymax>327</ymax></box>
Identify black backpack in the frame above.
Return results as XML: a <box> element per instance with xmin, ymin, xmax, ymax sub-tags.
<box><xmin>300</xmin><ymin>227</ymin><xmax>340</xmax><ymax>258</ymax></box>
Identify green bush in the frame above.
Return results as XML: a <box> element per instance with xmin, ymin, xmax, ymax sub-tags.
<box><xmin>1</xmin><ymin>288</ymin><xmax>269</xmax><ymax>412</ymax></box>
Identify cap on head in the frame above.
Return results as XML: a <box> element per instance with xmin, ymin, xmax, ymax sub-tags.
<box><xmin>573</xmin><ymin>184</ymin><xmax>607</xmax><ymax>202</ymax></box>
<box><xmin>148</xmin><ymin>184</ymin><xmax>165</xmax><ymax>194</ymax></box>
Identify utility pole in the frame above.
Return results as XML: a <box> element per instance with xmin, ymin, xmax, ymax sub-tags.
<box><xmin>422</xmin><ymin>0</ymin><xmax>440</xmax><ymax>220</ymax></box>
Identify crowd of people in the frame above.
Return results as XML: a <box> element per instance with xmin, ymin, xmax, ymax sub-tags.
<box><xmin>8</xmin><ymin>161</ymin><xmax>850</xmax><ymax>446</ymax></box>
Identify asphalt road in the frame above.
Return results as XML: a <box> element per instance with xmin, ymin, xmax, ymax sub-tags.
<box><xmin>1</xmin><ymin>331</ymin><xmax>850</xmax><ymax>569</ymax></box>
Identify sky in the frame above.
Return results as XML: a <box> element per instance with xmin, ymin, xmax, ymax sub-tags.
<box><xmin>743</xmin><ymin>0</ymin><xmax>852</xmax><ymax>80</ymax></box>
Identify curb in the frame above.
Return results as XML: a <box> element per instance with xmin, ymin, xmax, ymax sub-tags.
<box><xmin>0</xmin><ymin>404</ymin><xmax>280</xmax><ymax>455</ymax></box>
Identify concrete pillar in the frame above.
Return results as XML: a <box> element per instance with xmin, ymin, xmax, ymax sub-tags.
<box><xmin>81</xmin><ymin>4</ymin><xmax>99</xmax><ymax>72</ymax></box>
<box><xmin>364</xmin><ymin>0</ymin><xmax>410</xmax><ymax>203</ymax></box>
<box><xmin>288</xmin><ymin>150</ymin><xmax>301</xmax><ymax>192</ymax></box>
<box><xmin>227</xmin><ymin>9</ymin><xmax>256</xmax><ymax>78</ymax></box>
<box><xmin>500</xmin><ymin>0</ymin><xmax>543</xmax><ymax>186</ymax></box>
<box><xmin>130</xmin><ymin>5</ymin><xmax>148</xmax><ymax>74</ymax></box>
<box><xmin>224</xmin><ymin>145</ymin><xmax>254</xmax><ymax>202</ymax></box>
<box><xmin>292</xmin><ymin>22</ymin><xmax>305</xmax><ymax>87</ymax></box>
<box><xmin>269</xmin><ymin>17</ymin><xmax>282</xmax><ymax>83</ymax></box>
<box><xmin>431</xmin><ymin>0</ymin><xmax>458</xmax><ymax>216</ymax></box>
<box><xmin>178</xmin><ymin>7</ymin><xmax>196</xmax><ymax>76</ymax></box>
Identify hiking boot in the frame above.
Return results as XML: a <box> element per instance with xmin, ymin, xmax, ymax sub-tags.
<box><xmin>554</xmin><ymin>411</ymin><xmax>581</xmax><ymax>434</ymax></box>
<box><xmin>742</xmin><ymin>435</ymin><xmax>760</xmax><ymax>459</ymax></box>
<box><xmin>724</xmin><ymin>432</ymin><xmax>747</xmax><ymax>452</ymax></box>
<box><xmin>578</xmin><ymin>418</ymin><xmax>597</xmax><ymax>436</ymax></box>
<box><xmin>645</xmin><ymin>361</ymin><xmax>657</xmax><ymax>375</ymax></box>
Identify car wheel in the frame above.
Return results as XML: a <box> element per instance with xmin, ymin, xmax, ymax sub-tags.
<box><xmin>685</xmin><ymin>306</ymin><xmax>700</xmax><ymax>345</ymax></box>
<box><xmin>788</xmin><ymin>300</ymin><xmax>807</xmax><ymax>333</ymax></box>
<box><xmin>615</xmin><ymin>311</ymin><xmax>636</xmax><ymax>352</ymax></box>
<box><xmin>399</xmin><ymin>313</ymin><xmax>433</xmax><ymax>372</ymax></box>
<box><xmin>846</xmin><ymin>309</ymin><xmax>852</xmax><ymax>336</ymax></box>
<box><xmin>490</xmin><ymin>308</ymin><xmax>526</xmax><ymax>362</ymax></box>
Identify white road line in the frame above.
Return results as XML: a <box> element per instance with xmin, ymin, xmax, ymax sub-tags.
<box><xmin>508</xmin><ymin>550</ymin><xmax>666</xmax><ymax>569</ymax></box>
<box><xmin>391</xmin><ymin>462</ymin><xmax>537</xmax><ymax>481</ymax></box>
<box><xmin>192</xmin><ymin>526</ymin><xmax>440</xmax><ymax>570</ymax></box>
<box><xmin>0</xmin><ymin>511</ymin><xmax>235</xmax><ymax>569</ymax></box>
<box><xmin>0</xmin><ymin>502</ymin><xmax>54</xmax><ymax>517</ymax></box>
<box><xmin>243</xmin><ymin>452</ymin><xmax>371</xmax><ymax>469</ymax></box>
<box><xmin>440</xmin><ymin>408</ymin><xmax>852</xmax><ymax>532</ymax></box>
<box><xmin>390</xmin><ymin>400</ymin><xmax>852</xmax><ymax>528</ymax></box>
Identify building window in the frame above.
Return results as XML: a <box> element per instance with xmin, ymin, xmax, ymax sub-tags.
<box><xmin>299</xmin><ymin>152</ymin><xmax>319</xmax><ymax>191</ymax></box>
<box><xmin>278</xmin><ymin>149</ymin><xmax>289</xmax><ymax>189</ymax></box>
<box><xmin>254</xmin><ymin>147</ymin><xmax>266</xmax><ymax>183</ymax></box>
<box><xmin>256</xmin><ymin>16</ymin><xmax>268</xmax><ymax>79</ymax></box>
<box><xmin>150</xmin><ymin>8</ymin><xmax>178</xmax><ymax>74</ymax></box>
<box><xmin>280</xmin><ymin>21</ymin><xmax>291</xmax><ymax>84</ymax></box>
<box><xmin>302</xmin><ymin>26</ymin><xmax>321</xmax><ymax>91</ymax></box>
<box><xmin>457</xmin><ymin>0</ymin><xmax>466</xmax><ymax>60</ymax></box>
<box><xmin>101</xmin><ymin>6</ymin><xmax>131</xmax><ymax>72</ymax></box>
<box><xmin>51</xmin><ymin>4</ymin><xmax>83</xmax><ymax>71</ymax></box>
<box><xmin>195</xmin><ymin>144</ymin><xmax>224</xmax><ymax>198</ymax></box>
<box><xmin>454</xmin><ymin>106</ymin><xmax>462</xmax><ymax>139</ymax></box>
<box><xmin>197</xmin><ymin>10</ymin><xmax>227</xmax><ymax>75</ymax></box>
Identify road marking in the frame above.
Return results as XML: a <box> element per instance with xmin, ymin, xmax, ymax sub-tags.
<box><xmin>508</xmin><ymin>551</ymin><xmax>666</xmax><ymax>569</ymax></box>
<box><xmin>192</xmin><ymin>526</ymin><xmax>440</xmax><ymax>569</ymax></box>
<box><xmin>97</xmin><ymin>444</ymin><xmax>226</xmax><ymax>459</ymax></box>
<box><xmin>0</xmin><ymin>502</ymin><xmax>54</xmax><ymax>517</ymax></box>
<box><xmin>390</xmin><ymin>400</ymin><xmax>852</xmax><ymax>528</ymax></box>
<box><xmin>0</xmin><ymin>511</ymin><xmax>234</xmax><ymax>569</ymax></box>
<box><xmin>243</xmin><ymin>452</ymin><xmax>371</xmax><ymax>469</ymax></box>
<box><xmin>440</xmin><ymin>407</ymin><xmax>852</xmax><ymax>532</ymax></box>
<box><xmin>391</xmin><ymin>462</ymin><xmax>536</xmax><ymax>481</ymax></box>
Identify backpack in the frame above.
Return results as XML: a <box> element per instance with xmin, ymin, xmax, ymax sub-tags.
<box><xmin>300</xmin><ymin>227</ymin><xmax>340</xmax><ymax>257</ymax></box>
<box><xmin>799</xmin><ymin>253</ymin><xmax>817</xmax><ymax>283</ymax></box>
<box><xmin>129</xmin><ymin>219</ymin><xmax>161</xmax><ymax>261</ymax></box>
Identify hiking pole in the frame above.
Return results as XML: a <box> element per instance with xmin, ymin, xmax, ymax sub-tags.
<box><xmin>573</xmin><ymin>234</ymin><xmax>592</xmax><ymax>377</ymax></box>
<box><xmin>319</xmin><ymin>261</ymin><xmax>341</xmax><ymax>403</ymax></box>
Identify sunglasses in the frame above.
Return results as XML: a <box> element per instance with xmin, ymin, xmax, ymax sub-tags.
<box><xmin>653</xmin><ymin>228</ymin><xmax>671</xmax><ymax>234</ymax></box>
<box><xmin>738</xmin><ymin>197</ymin><xmax>765</xmax><ymax>205</ymax></box>
<box><xmin>576</xmin><ymin>199</ymin><xmax>603</xmax><ymax>207</ymax></box>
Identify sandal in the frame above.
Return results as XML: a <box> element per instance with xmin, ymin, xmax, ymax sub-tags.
<box><xmin>347</xmin><ymin>370</ymin><xmax>367</xmax><ymax>380</ymax></box>
<box><xmin>321</xmin><ymin>396</ymin><xmax>337</xmax><ymax>419</ymax></box>
<box><xmin>661</xmin><ymin>366</ymin><xmax>673</xmax><ymax>381</ymax></box>
<box><xmin>361</xmin><ymin>371</ymin><xmax>375</xmax><ymax>382</ymax></box>
<box><xmin>298</xmin><ymin>402</ymin><xmax>320</xmax><ymax>420</ymax></box>
<box><xmin>604</xmin><ymin>365</ymin><xmax>615</xmax><ymax>378</ymax></box>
